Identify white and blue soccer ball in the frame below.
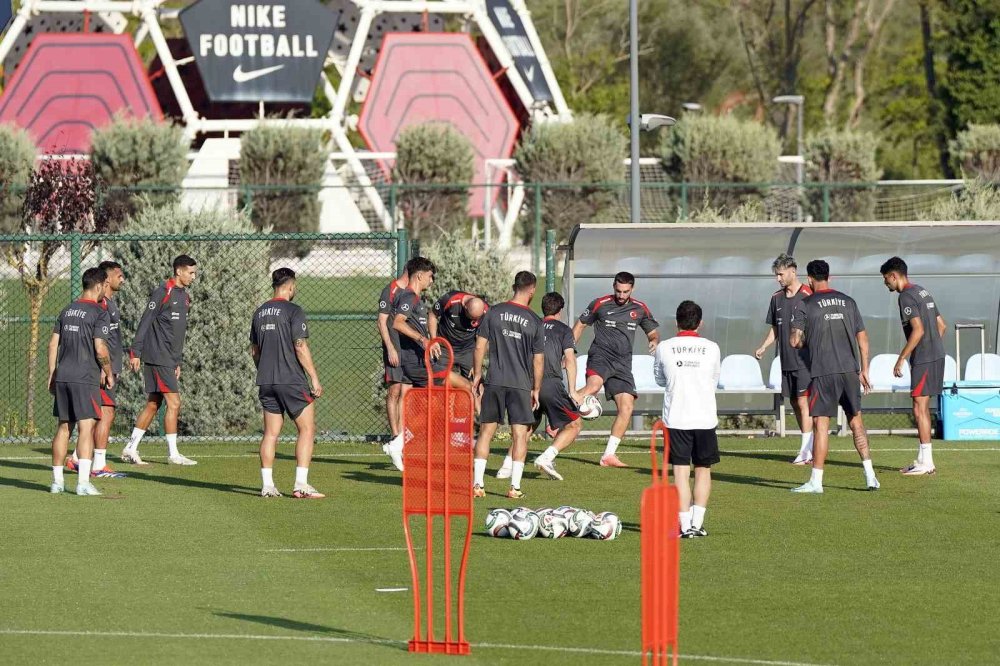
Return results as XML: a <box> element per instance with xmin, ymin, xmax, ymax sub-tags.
<box><xmin>538</xmin><ymin>513</ymin><xmax>570</xmax><ymax>539</ymax></box>
<box><xmin>588</xmin><ymin>511</ymin><xmax>623</xmax><ymax>540</ymax></box>
<box><xmin>508</xmin><ymin>510</ymin><xmax>540</xmax><ymax>540</ymax></box>
<box><xmin>485</xmin><ymin>508</ymin><xmax>512</xmax><ymax>538</ymax></box>
<box><xmin>579</xmin><ymin>395</ymin><xmax>603</xmax><ymax>420</ymax></box>
<box><xmin>567</xmin><ymin>509</ymin><xmax>595</xmax><ymax>537</ymax></box>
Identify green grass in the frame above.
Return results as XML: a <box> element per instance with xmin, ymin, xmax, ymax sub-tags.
<box><xmin>1</xmin><ymin>435</ymin><xmax>998</xmax><ymax>665</ymax></box>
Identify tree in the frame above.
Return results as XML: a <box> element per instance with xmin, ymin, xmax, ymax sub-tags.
<box><xmin>425</xmin><ymin>231</ymin><xmax>513</xmax><ymax>306</ymax></box>
<box><xmin>393</xmin><ymin>123</ymin><xmax>475</xmax><ymax>240</ymax></box>
<box><xmin>938</xmin><ymin>2</ymin><xmax>1000</xmax><ymax>140</ymax></box>
<box><xmin>951</xmin><ymin>124</ymin><xmax>1000</xmax><ymax>181</ymax></box>
<box><xmin>804</xmin><ymin>128</ymin><xmax>881</xmax><ymax>220</ymax></box>
<box><xmin>920</xmin><ymin>178</ymin><xmax>1000</xmax><ymax>220</ymax></box>
<box><xmin>0</xmin><ymin>124</ymin><xmax>35</xmax><ymax>233</ymax></box>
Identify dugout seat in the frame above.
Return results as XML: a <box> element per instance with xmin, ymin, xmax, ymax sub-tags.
<box><xmin>868</xmin><ymin>354</ymin><xmax>910</xmax><ymax>392</ymax></box>
<box><xmin>965</xmin><ymin>353</ymin><xmax>1000</xmax><ymax>381</ymax></box>
<box><xmin>574</xmin><ymin>354</ymin><xmax>587</xmax><ymax>389</ymax></box>
<box><xmin>944</xmin><ymin>355</ymin><xmax>958</xmax><ymax>383</ymax></box>
<box><xmin>766</xmin><ymin>357</ymin><xmax>782</xmax><ymax>391</ymax></box>
<box><xmin>632</xmin><ymin>355</ymin><xmax>660</xmax><ymax>393</ymax></box>
<box><xmin>717</xmin><ymin>355</ymin><xmax>767</xmax><ymax>391</ymax></box>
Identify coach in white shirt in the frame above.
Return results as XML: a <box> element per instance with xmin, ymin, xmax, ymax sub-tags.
<box><xmin>653</xmin><ymin>300</ymin><xmax>721</xmax><ymax>539</ymax></box>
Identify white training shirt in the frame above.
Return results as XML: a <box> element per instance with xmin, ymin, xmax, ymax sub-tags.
<box><xmin>653</xmin><ymin>331</ymin><xmax>721</xmax><ymax>430</ymax></box>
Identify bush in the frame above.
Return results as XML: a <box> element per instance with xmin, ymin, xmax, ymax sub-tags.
<box><xmin>89</xmin><ymin>117</ymin><xmax>188</xmax><ymax>229</ymax></box>
<box><xmin>425</xmin><ymin>231</ymin><xmax>514</xmax><ymax>305</ymax></box>
<box><xmin>0</xmin><ymin>124</ymin><xmax>35</xmax><ymax>233</ymax></box>
<box><xmin>239</xmin><ymin>126</ymin><xmax>326</xmax><ymax>258</ymax></box>
<box><xmin>514</xmin><ymin>114</ymin><xmax>626</xmax><ymax>242</ymax></box>
<box><xmin>393</xmin><ymin>123</ymin><xmax>475</xmax><ymax>239</ymax></box>
<box><xmin>661</xmin><ymin>114</ymin><xmax>780</xmax><ymax>213</ymax></box>
<box><xmin>804</xmin><ymin>129</ymin><xmax>881</xmax><ymax>222</ymax></box>
<box><xmin>111</xmin><ymin>206</ymin><xmax>270</xmax><ymax>436</ymax></box>
<box><xmin>951</xmin><ymin>124</ymin><xmax>1000</xmax><ymax>182</ymax></box>
<box><xmin>682</xmin><ymin>199</ymin><xmax>769</xmax><ymax>224</ymax></box>
<box><xmin>920</xmin><ymin>179</ymin><xmax>1000</xmax><ymax>220</ymax></box>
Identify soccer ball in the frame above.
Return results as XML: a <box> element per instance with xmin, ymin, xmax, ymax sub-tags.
<box><xmin>484</xmin><ymin>508</ymin><xmax>512</xmax><ymax>538</ymax></box>
<box><xmin>508</xmin><ymin>510</ymin><xmax>540</xmax><ymax>540</ymax></box>
<box><xmin>567</xmin><ymin>509</ymin><xmax>595</xmax><ymax>537</ymax></box>
<box><xmin>535</xmin><ymin>507</ymin><xmax>552</xmax><ymax>521</ymax></box>
<box><xmin>579</xmin><ymin>395</ymin><xmax>603</xmax><ymax>420</ymax></box>
<box><xmin>588</xmin><ymin>512</ymin><xmax>623</xmax><ymax>540</ymax></box>
<box><xmin>538</xmin><ymin>513</ymin><xmax>569</xmax><ymax>539</ymax></box>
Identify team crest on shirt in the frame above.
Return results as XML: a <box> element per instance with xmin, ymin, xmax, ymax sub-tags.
<box><xmin>630</xmin><ymin>311</ymin><xmax>638</xmax><ymax>319</ymax></box>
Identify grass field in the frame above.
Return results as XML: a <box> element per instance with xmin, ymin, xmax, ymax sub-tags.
<box><xmin>1</xmin><ymin>435</ymin><xmax>998</xmax><ymax>665</ymax></box>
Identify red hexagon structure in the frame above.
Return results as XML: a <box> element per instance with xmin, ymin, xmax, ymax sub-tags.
<box><xmin>359</xmin><ymin>33</ymin><xmax>521</xmax><ymax>217</ymax></box>
<box><xmin>0</xmin><ymin>34</ymin><xmax>162</xmax><ymax>154</ymax></box>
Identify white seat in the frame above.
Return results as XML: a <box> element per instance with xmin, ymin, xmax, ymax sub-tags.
<box><xmin>868</xmin><ymin>354</ymin><xmax>910</xmax><ymax>392</ymax></box>
<box><xmin>574</xmin><ymin>354</ymin><xmax>587</xmax><ymax>389</ymax></box>
<box><xmin>767</xmin><ymin>357</ymin><xmax>782</xmax><ymax>390</ymax></box>
<box><xmin>944</xmin><ymin>355</ymin><xmax>958</xmax><ymax>383</ymax></box>
<box><xmin>632</xmin><ymin>355</ymin><xmax>659</xmax><ymax>392</ymax></box>
<box><xmin>718</xmin><ymin>354</ymin><xmax>766</xmax><ymax>390</ymax></box>
<box><xmin>965</xmin><ymin>353</ymin><xmax>1000</xmax><ymax>381</ymax></box>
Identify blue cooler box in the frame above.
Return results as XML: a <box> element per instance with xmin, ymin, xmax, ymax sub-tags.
<box><xmin>940</xmin><ymin>381</ymin><xmax>1000</xmax><ymax>440</ymax></box>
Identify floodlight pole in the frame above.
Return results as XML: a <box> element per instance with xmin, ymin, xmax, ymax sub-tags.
<box><xmin>629</xmin><ymin>0</ymin><xmax>640</xmax><ymax>224</ymax></box>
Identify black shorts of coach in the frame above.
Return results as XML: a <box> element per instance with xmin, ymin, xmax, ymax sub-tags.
<box><xmin>400</xmin><ymin>354</ymin><xmax>448</xmax><ymax>388</ymax></box>
<box><xmin>807</xmin><ymin>372</ymin><xmax>862</xmax><ymax>418</ymax></box>
<box><xmin>438</xmin><ymin>347</ymin><xmax>474</xmax><ymax>381</ymax></box>
<box><xmin>52</xmin><ymin>382</ymin><xmax>103</xmax><ymax>422</ymax></box>
<box><xmin>538</xmin><ymin>377</ymin><xmax>581</xmax><ymax>430</ymax></box>
<box><xmin>782</xmin><ymin>368</ymin><xmax>811</xmax><ymax>399</ymax></box>
<box><xmin>143</xmin><ymin>364</ymin><xmax>179</xmax><ymax>394</ymax></box>
<box><xmin>480</xmin><ymin>385</ymin><xmax>535</xmax><ymax>425</ymax></box>
<box><xmin>259</xmin><ymin>384</ymin><xmax>315</xmax><ymax>419</ymax></box>
<box><xmin>668</xmin><ymin>428</ymin><xmax>720</xmax><ymax>467</ymax></box>
<box><xmin>586</xmin><ymin>352</ymin><xmax>637</xmax><ymax>400</ymax></box>
<box><xmin>99</xmin><ymin>377</ymin><xmax>118</xmax><ymax>408</ymax></box>
<box><xmin>910</xmin><ymin>358</ymin><xmax>945</xmax><ymax>398</ymax></box>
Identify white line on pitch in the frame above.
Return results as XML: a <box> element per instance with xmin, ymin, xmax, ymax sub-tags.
<box><xmin>0</xmin><ymin>628</ymin><xmax>836</xmax><ymax>665</ymax></box>
<box><xmin>262</xmin><ymin>547</ymin><xmax>410</xmax><ymax>553</ymax></box>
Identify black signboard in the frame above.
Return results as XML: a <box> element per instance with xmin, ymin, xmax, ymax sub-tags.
<box><xmin>179</xmin><ymin>0</ymin><xmax>340</xmax><ymax>103</ymax></box>
<box><xmin>485</xmin><ymin>0</ymin><xmax>553</xmax><ymax>103</ymax></box>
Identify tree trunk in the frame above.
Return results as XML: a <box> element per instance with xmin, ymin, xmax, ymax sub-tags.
<box><xmin>919</xmin><ymin>1</ymin><xmax>954</xmax><ymax>178</ymax></box>
<box><xmin>24</xmin><ymin>288</ymin><xmax>44</xmax><ymax>436</ymax></box>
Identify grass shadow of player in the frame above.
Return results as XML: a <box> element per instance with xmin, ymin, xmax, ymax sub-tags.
<box><xmin>210</xmin><ymin>610</ymin><xmax>404</xmax><ymax>651</ymax></box>
<box><xmin>341</xmin><ymin>469</ymin><xmax>402</xmax><ymax>488</ymax></box>
<box><xmin>125</xmin><ymin>470</ymin><xmax>259</xmax><ymax>495</ymax></box>
<box><xmin>712</xmin><ymin>471</ymin><xmax>799</xmax><ymax>489</ymax></box>
<box><xmin>723</xmin><ymin>450</ymin><xmax>896</xmax><ymax>473</ymax></box>
<box><xmin>0</xmin><ymin>459</ymin><xmax>55</xmax><ymax>492</ymax></box>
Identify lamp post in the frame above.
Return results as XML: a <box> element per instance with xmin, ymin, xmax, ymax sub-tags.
<box><xmin>682</xmin><ymin>102</ymin><xmax>702</xmax><ymax>113</ymax></box>
<box><xmin>772</xmin><ymin>95</ymin><xmax>805</xmax><ymax>221</ymax></box>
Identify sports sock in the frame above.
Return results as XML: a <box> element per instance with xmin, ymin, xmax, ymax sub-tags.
<box><xmin>473</xmin><ymin>458</ymin><xmax>486</xmax><ymax>487</ymax></box>
<box><xmin>261</xmin><ymin>467</ymin><xmax>274</xmax><ymax>488</ymax></box>
<box><xmin>500</xmin><ymin>453</ymin><xmax>512</xmax><ymax>469</ymax></box>
<box><xmin>679</xmin><ymin>511</ymin><xmax>692</xmax><ymax>533</ymax></box>
<box><xmin>78</xmin><ymin>459</ymin><xmax>92</xmax><ymax>481</ymax></box>
<box><xmin>70</xmin><ymin>449</ymin><xmax>78</xmax><ymax>462</ymax></box>
<box><xmin>52</xmin><ymin>466</ymin><xmax>64</xmax><ymax>486</ymax></box>
<box><xmin>295</xmin><ymin>466</ymin><xmax>309</xmax><ymax>487</ymax></box>
<box><xmin>510</xmin><ymin>461</ymin><xmax>525</xmax><ymax>489</ymax></box>
<box><xmin>919</xmin><ymin>443</ymin><xmax>933</xmax><ymax>467</ymax></box>
<box><xmin>862</xmin><ymin>458</ymin><xmax>876</xmax><ymax>481</ymax></box>
<box><xmin>603</xmin><ymin>436</ymin><xmax>621</xmax><ymax>458</ymax></box>
<box><xmin>93</xmin><ymin>449</ymin><xmax>107</xmax><ymax>470</ymax></box>
<box><xmin>125</xmin><ymin>428</ymin><xmax>145</xmax><ymax>452</ymax></box>
<box><xmin>691</xmin><ymin>505</ymin><xmax>707</xmax><ymax>530</ymax></box>
<box><xmin>542</xmin><ymin>445</ymin><xmax>559</xmax><ymax>461</ymax></box>
<box><xmin>166</xmin><ymin>433</ymin><xmax>179</xmax><ymax>458</ymax></box>
<box><xmin>798</xmin><ymin>432</ymin><xmax>813</xmax><ymax>458</ymax></box>
<box><xmin>810</xmin><ymin>468</ymin><xmax>824</xmax><ymax>486</ymax></box>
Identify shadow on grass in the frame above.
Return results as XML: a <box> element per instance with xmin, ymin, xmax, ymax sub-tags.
<box><xmin>722</xmin><ymin>450</ymin><xmax>897</xmax><ymax>473</ymax></box>
<box><xmin>210</xmin><ymin>610</ymin><xmax>404</xmax><ymax>651</ymax></box>
<box><xmin>125</xmin><ymin>470</ymin><xmax>259</xmax><ymax>495</ymax></box>
<box><xmin>341</xmin><ymin>470</ymin><xmax>402</xmax><ymax>488</ymax></box>
<box><xmin>0</xmin><ymin>459</ymin><xmax>53</xmax><ymax>492</ymax></box>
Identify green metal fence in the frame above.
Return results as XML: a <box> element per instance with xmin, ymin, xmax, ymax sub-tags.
<box><xmin>0</xmin><ymin>231</ymin><xmax>408</xmax><ymax>443</ymax></box>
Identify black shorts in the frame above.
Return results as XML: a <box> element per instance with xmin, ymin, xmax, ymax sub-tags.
<box><xmin>808</xmin><ymin>372</ymin><xmax>862</xmax><ymax>418</ymax></box>
<box><xmin>52</xmin><ymin>382</ymin><xmax>102</xmax><ymax>423</ymax></box>
<box><xmin>400</xmin><ymin>353</ymin><xmax>447</xmax><ymax>388</ymax></box>
<box><xmin>668</xmin><ymin>428</ymin><xmax>720</xmax><ymax>467</ymax></box>
<box><xmin>781</xmin><ymin>368</ymin><xmax>811</xmax><ymax>398</ymax></box>
<box><xmin>480</xmin><ymin>385</ymin><xmax>535</xmax><ymax>425</ymax></box>
<box><xmin>143</xmin><ymin>364</ymin><xmax>179</xmax><ymax>395</ymax></box>
<box><xmin>586</xmin><ymin>353</ymin><xmax>636</xmax><ymax>400</ymax></box>
<box><xmin>382</xmin><ymin>344</ymin><xmax>404</xmax><ymax>384</ymax></box>
<box><xmin>539</xmin><ymin>377</ymin><xmax>581</xmax><ymax>430</ymax></box>
<box><xmin>99</xmin><ymin>378</ymin><xmax>118</xmax><ymax>408</ymax></box>
<box><xmin>911</xmin><ymin>358</ymin><xmax>945</xmax><ymax>397</ymax></box>
<box><xmin>259</xmin><ymin>384</ymin><xmax>315</xmax><ymax>419</ymax></box>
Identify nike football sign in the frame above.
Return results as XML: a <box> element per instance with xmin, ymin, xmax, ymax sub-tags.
<box><xmin>180</xmin><ymin>0</ymin><xmax>339</xmax><ymax>103</ymax></box>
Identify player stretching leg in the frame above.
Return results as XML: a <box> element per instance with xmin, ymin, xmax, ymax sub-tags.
<box><xmin>790</xmin><ymin>260</ymin><xmax>879</xmax><ymax>493</ymax></box>
<box><xmin>429</xmin><ymin>290</ymin><xmax>487</xmax><ymax>389</ymax></box>
<box><xmin>472</xmin><ymin>272</ymin><xmax>544</xmax><ymax>499</ymax></box>
<box><xmin>572</xmin><ymin>271</ymin><xmax>659</xmax><ymax>468</ymax></box>
<box><xmin>532</xmin><ymin>292</ymin><xmax>585</xmax><ymax>481</ymax></box>
<box><xmin>377</xmin><ymin>267</ymin><xmax>408</xmax><ymax>457</ymax></box>
<box><xmin>881</xmin><ymin>257</ymin><xmax>947</xmax><ymax>475</ymax></box>
<box><xmin>67</xmin><ymin>261</ymin><xmax>127</xmax><ymax>478</ymax></box>
<box><xmin>754</xmin><ymin>253</ymin><xmax>814</xmax><ymax>464</ymax></box>
<box><xmin>121</xmin><ymin>255</ymin><xmax>198</xmax><ymax>466</ymax></box>
<box><xmin>49</xmin><ymin>268</ymin><xmax>114</xmax><ymax>496</ymax></box>
<box><xmin>251</xmin><ymin>268</ymin><xmax>325</xmax><ymax>498</ymax></box>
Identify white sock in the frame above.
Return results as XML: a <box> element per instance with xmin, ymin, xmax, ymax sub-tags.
<box><xmin>541</xmin><ymin>445</ymin><xmax>558</xmax><ymax>462</ymax></box>
<box><xmin>679</xmin><ymin>510</ymin><xmax>692</xmax><ymax>533</ymax></box>
<box><xmin>919</xmin><ymin>443</ymin><xmax>933</xmax><ymax>467</ymax></box>
<box><xmin>125</xmin><ymin>428</ymin><xmax>145</xmax><ymax>452</ymax></box>
<box><xmin>862</xmin><ymin>458</ymin><xmax>875</xmax><ymax>481</ymax></box>
<box><xmin>78</xmin><ymin>458</ymin><xmax>92</xmax><ymax>482</ymax></box>
<box><xmin>261</xmin><ymin>467</ymin><xmax>274</xmax><ymax>487</ymax></box>
<box><xmin>473</xmin><ymin>458</ymin><xmax>486</xmax><ymax>487</ymax></box>
<box><xmin>810</xmin><ymin>468</ymin><xmax>824</xmax><ymax>486</ymax></box>
<box><xmin>799</xmin><ymin>432</ymin><xmax>813</xmax><ymax>458</ymax></box>
<box><xmin>691</xmin><ymin>505</ymin><xmax>707</xmax><ymax>530</ymax></box>
<box><xmin>93</xmin><ymin>449</ymin><xmax>107</xmax><ymax>470</ymax></box>
<box><xmin>510</xmin><ymin>461</ymin><xmax>525</xmax><ymax>489</ymax></box>
<box><xmin>52</xmin><ymin>466</ymin><xmax>64</xmax><ymax>486</ymax></box>
<box><xmin>500</xmin><ymin>453</ymin><xmax>513</xmax><ymax>470</ymax></box>
<box><xmin>166</xmin><ymin>433</ymin><xmax>179</xmax><ymax>458</ymax></box>
<box><xmin>70</xmin><ymin>449</ymin><xmax>79</xmax><ymax>462</ymax></box>
<box><xmin>295</xmin><ymin>466</ymin><xmax>309</xmax><ymax>487</ymax></box>
<box><xmin>603</xmin><ymin>436</ymin><xmax>621</xmax><ymax>457</ymax></box>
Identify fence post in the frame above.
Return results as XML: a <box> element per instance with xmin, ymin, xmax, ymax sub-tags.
<box><xmin>533</xmin><ymin>183</ymin><xmax>542</xmax><ymax>276</ymax></box>
<box><xmin>69</xmin><ymin>233</ymin><xmax>82</xmax><ymax>300</ymax></box>
<box><xmin>680</xmin><ymin>182</ymin><xmax>688</xmax><ymax>221</ymax></box>
<box><xmin>822</xmin><ymin>185</ymin><xmax>831</xmax><ymax>222</ymax></box>
<box><xmin>545</xmin><ymin>229</ymin><xmax>556</xmax><ymax>293</ymax></box>
<box><xmin>396</xmin><ymin>228</ymin><xmax>409</xmax><ymax>275</ymax></box>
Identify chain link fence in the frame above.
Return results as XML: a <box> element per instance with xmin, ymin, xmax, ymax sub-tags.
<box><xmin>0</xmin><ymin>232</ymin><xmax>406</xmax><ymax>443</ymax></box>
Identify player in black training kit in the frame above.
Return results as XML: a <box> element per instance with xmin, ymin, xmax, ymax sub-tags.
<box><xmin>377</xmin><ymin>267</ymin><xmax>409</xmax><ymax>455</ymax></box>
<box><xmin>251</xmin><ymin>268</ymin><xmax>325</xmax><ymax>499</ymax></box>
<box><xmin>790</xmin><ymin>260</ymin><xmax>880</xmax><ymax>494</ymax></box>
<box><xmin>472</xmin><ymin>271</ymin><xmax>544</xmax><ymax>499</ymax></box>
<box><xmin>429</xmin><ymin>290</ymin><xmax>487</xmax><ymax>383</ymax></box>
<box><xmin>48</xmin><ymin>267</ymin><xmax>114</xmax><ymax>496</ymax></box>
<box><xmin>122</xmin><ymin>255</ymin><xmax>198</xmax><ymax>466</ymax></box>
<box><xmin>881</xmin><ymin>256</ymin><xmax>947</xmax><ymax>476</ymax></box>
<box><xmin>573</xmin><ymin>271</ymin><xmax>659</xmax><ymax>468</ymax></box>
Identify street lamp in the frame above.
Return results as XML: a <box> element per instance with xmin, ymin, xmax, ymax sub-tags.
<box><xmin>772</xmin><ymin>94</ymin><xmax>805</xmax><ymax>221</ymax></box>
<box><xmin>682</xmin><ymin>102</ymin><xmax>702</xmax><ymax>113</ymax></box>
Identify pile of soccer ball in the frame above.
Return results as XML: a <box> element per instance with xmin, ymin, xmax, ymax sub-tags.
<box><xmin>484</xmin><ymin>506</ymin><xmax>622</xmax><ymax>540</ymax></box>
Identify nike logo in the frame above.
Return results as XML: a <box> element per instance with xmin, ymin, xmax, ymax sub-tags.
<box><xmin>233</xmin><ymin>64</ymin><xmax>285</xmax><ymax>82</ymax></box>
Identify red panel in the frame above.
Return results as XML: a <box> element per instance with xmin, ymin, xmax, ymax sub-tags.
<box><xmin>358</xmin><ymin>33</ymin><xmax>521</xmax><ymax>217</ymax></box>
<box><xmin>0</xmin><ymin>34</ymin><xmax>163</xmax><ymax>154</ymax></box>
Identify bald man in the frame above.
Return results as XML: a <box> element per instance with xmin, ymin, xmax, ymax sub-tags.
<box><xmin>430</xmin><ymin>290</ymin><xmax>488</xmax><ymax>389</ymax></box>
